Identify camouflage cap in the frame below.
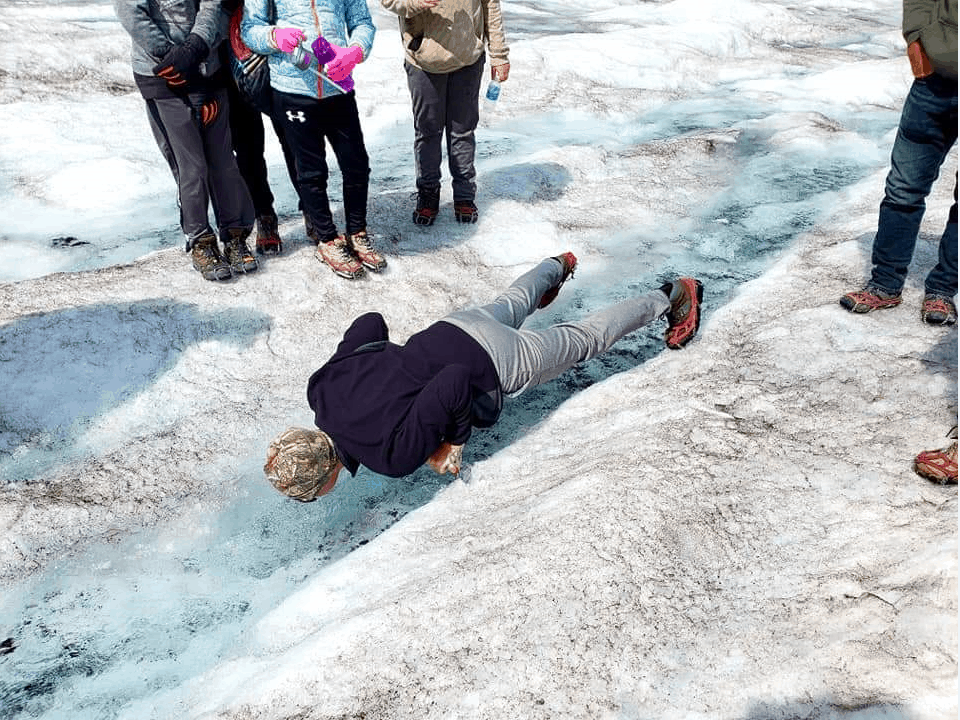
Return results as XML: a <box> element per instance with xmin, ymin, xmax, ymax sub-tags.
<box><xmin>264</xmin><ymin>427</ymin><xmax>338</xmax><ymax>502</ymax></box>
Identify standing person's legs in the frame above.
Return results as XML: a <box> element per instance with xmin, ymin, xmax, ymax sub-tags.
<box><xmin>325</xmin><ymin>92</ymin><xmax>371</xmax><ymax>236</ymax></box>
<box><xmin>445</xmin><ymin>56</ymin><xmax>483</xmax><ymax>203</ymax></box>
<box><xmin>870</xmin><ymin>76</ymin><xmax>957</xmax><ymax>294</ymax></box>
<box><xmin>269</xmin><ymin>111</ymin><xmax>303</xmax><ymax>203</ymax></box>
<box><xmin>405</xmin><ymin>62</ymin><xmax>447</xmax><ymax>193</ymax></box>
<box><xmin>145</xmin><ymin>96</ymin><xmax>214</xmax><ymax>245</ymax></box>
<box><xmin>925</xmin><ymin>175</ymin><xmax>959</xmax><ymax>299</ymax></box>
<box><xmin>227</xmin><ymin>78</ymin><xmax>275</xmax><ymax>218</ymax></box>
<box><xmin>273</xmin><ymin>90</ymin><xmax>338</xmax><ymax>242</ymax></box>
<box><xmin>201</xmin><ymin>88</ymin><xmax>254</xmax><ymax>235</ymax></box>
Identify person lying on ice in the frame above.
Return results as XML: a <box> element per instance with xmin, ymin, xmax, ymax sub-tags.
<box><xmin>264</xmin><ymin>253</ymin><xmax>704</xmax><ymax>500</ymax></box>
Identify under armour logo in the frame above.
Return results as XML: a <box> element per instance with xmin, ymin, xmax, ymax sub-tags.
<box><xmin>286</xmin><ymin>110</ymin><xmax>306</xmax><ymax>123</ymax></box>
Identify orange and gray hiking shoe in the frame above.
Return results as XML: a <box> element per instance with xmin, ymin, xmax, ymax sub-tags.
<box><xmin>664</xmin><ymin>277</ymin><xmax>704</xmax><ymax>349</ymax></box>
<box><xmin>348</xmin><ymin>230</ymin><xmax>387</xmax><ymax>272</ymax></box>
<box><xmin>316</xmin><ymin>235</ymin><xmax>364</xmax><ymax>279</ymax></box>
<box><xmin>914</xmin><ymin>427</ymin><xmax>958</xmax><ymax>484</ymax></box>
<box><xmin>839</xmin><ymin>285</ymin><xmax>902</xmax><ymax>313</ymax></box>
<box><xmin>921</xmin><ymin>293</ymin><xmax>957</xmax><ymax>325</ymax></box>
<box><xmin>538</xmin><ymin>252</ymin><xmax>577</xmax><ymax>309</ymax></box>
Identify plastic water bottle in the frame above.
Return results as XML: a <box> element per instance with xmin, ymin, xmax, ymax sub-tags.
<box><xmin>485</xmin><ymin>78</ymin><xmax>501</xmax><ymax>102</ymax></box>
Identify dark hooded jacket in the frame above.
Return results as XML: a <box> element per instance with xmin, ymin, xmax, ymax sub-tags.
<box><xmin>307</xmin><ymin>313</ymin><xmax>502</xmax><ymax>478</ymax></box>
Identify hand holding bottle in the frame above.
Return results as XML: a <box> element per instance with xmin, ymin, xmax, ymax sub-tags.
<box><xmin>271</xmin><ymin>27</ymin><xmax>306</xmax><ymax>53</ymax></box>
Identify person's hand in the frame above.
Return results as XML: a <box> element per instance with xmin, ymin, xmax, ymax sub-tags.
<box><xmin>410</xmin><ymin>0</ymin><xmax>440</xmax><ymax>10</ymax></box>
<box><xmin>272</xmin><ymin>27</ymin><xmax>307</xmax><ymax>53</ymax></box>
<box><xmin>491</xmin><ymin>62</ymin><xmax>510</xmax><ymax>82</ymax></box>
<box><xmin>326</xmin><ymin>44</ymin><xmax>363</xmax><ymax>82</ymax></box>
<box><xmin>153</xmin><ymin>33</ymin><xmax>209</xmax><ymax>88</ymax></box>
<box><xmin>199</xmin><ymin>98</ymin><xmax>220</xmax><ymax>127</ymax></box>
<box><xmin>427</xmin><ymin>442</ymin><xmax>463</xmax><ymax>476</ymax></box>
<box><xmin>907</xmin><ymin>40</ymin><xmax>933</xmax><ymax>78</ymax></box>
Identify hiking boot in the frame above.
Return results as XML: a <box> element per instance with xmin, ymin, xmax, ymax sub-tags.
<box><xmin>538</xmin><ymin>251</ymin><xmax>578</xmax><ymax>309</ymax></box>
<box><xmin>191</xmin><ymin>233</ymin><xmax>232</xmax><ymax>281</ymax></box>
<box><xmin>454</xmin><ymin>200</ymin><xmax>479</xmax><ymax>224</ymax></box>
<box><xmin>255</xmin><ymin>214</ymin><xmax>282</xmax><ymax>255</ymax></box>
<box><xmin>348</xmin><ymin>230</ymin><xmax>387</xmax><ymax>272</ymax></box>
<box><xmin>921</xmin><ymin>293</ymin><xmax>957</xmax><ymax>325</ymax></box>
<box><xmin>664</xmin><ymin>277</ymin><xmax>704</xmax><ymax>349</ymax></box>
<box><xmin>412</xmin><ymin>187</ymin><xmax>440</xmax><ymax>226</ymax></box>
<box><xmin>316</xmin><ymin>235</ymin><xmax>364</xmax><ymax>279</ymax></box>
<box><xmin>222</xmin><ymin>228</ymin><xmax>260</xmax><ymax>274</ymax></box>
<box><xmin>914</xmin><ymin>427</ymin><xmax>958</xmax><ymax>484</ymax></box>
<box><xmin>839</xmin><ymin>285</ymin><xmax>902</xmax><ymax>314</ymax></box>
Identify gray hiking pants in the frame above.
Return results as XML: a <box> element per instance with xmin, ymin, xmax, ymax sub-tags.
<box><xmin>443</xmin><ymin>259</ymin><xmax>670</xmax><ymax>396</ymax></box>
<box><xmin>145</xmin><ymin>89</ymin><xmax>254</xmax><ymax>245</ymax></box>
<box><xmin>404</xmin><ymin>56</ymin><xmax>484</xmax><ymax>201</ymax></box>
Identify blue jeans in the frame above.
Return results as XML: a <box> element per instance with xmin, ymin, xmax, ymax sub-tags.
<box><xmin>870</xmin><ymin>74</ymin><xmax>958</xmax><ymax>298</ymax></box>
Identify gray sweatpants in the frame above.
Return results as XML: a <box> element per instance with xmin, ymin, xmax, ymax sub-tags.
<box><xmin>145</xmin><ymin>88</ymin><xmax>254</xmax><ymax>245</ymax></box>
<box><xmin>443</xmin><ymin>259</ymin><xmax>671</xmax><ymax>396</ymax></box>
<box><xmin>404</xmin><ymin>56</ymin><xmax>484</xmax><ymax>201</ymax></box>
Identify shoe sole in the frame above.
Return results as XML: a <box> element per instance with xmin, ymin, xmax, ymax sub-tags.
<box><xmin>455</xmin><ymin>213</ymin><xmax>478</xmax><ymax>224</ymax></box>
<box><xmin>193</xmin><ymin>262</ymin><xmax>232</xmax><ymax>281</ymax></box>
<box><xmin>256</xmin><ymin>242</ymin><xmax>282</xmax><ymax>256</ymax></box>
<box><xmin>413</xmin><ymin>213</ymin><xmax>436</xmax><ymax>226</ymax></box>
<box><xmin>359</xmin><ymin>258</ymin><xmax>387</xmax><ymax>272</ymax></box>
<box><xmin>923</xmin><ymin>315</ymin><xmax>957</xmax><ymax>326</ymax></box>
<box><xmin>839</xmin><ymin>294</ymin><xmax>902</xmax><ymax>313</ymax></box>
<box><xmin>317</xmin><ymin>254</ymin><xmax>364</xmax><ymax>280</ymax></box>
<box><xmin>229</xmin><ymin>261</ymin><xmax>260</xmax><ymax>274</ymax></box>
<box><xmin>665</xmin><ymin>279</ymin><xmax>704</xmax><ymax>349</ymax></box>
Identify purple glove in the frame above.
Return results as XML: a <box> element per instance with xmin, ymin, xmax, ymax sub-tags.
<box><xmin>272</xmin><ymin>27</ymin><xmax>306</xmax><ymax>53</ymax></box>
<box><xmin>326</xmin><ymin>44</ymin><xmax>362</xmax><ymax>83</ymax></box>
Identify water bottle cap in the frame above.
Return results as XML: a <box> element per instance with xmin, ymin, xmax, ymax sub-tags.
<box><xmin>311</xmin><ymin>36</ymin><xmax>336</xmax><ymax>63</ymax></box>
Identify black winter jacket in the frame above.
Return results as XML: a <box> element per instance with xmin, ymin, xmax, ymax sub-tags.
<box><xmin>307</xmin><ymin>313</ymin><xmax>502</xmax><ymax>478</ymax></box>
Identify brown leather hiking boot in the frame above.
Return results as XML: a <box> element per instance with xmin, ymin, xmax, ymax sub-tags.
<box><xmin>191</xmin><ymin>233</ymin><xmax>232</xmax><ymax>281</ymax></box>
<box><xmin>222</xmin><ymin>228</ymin><xmax>259</xmax><ymax>274</ymax></box>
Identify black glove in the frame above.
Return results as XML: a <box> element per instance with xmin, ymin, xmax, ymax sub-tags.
<box><xmin>153</xmin><ymin>33</ymin><xmax>210</xmax><ymax>88</ymax></box>
<box><xmin>199</xmin><ymin>97</ymin><xmax>220</xmax><ymax>127</ymax></box>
